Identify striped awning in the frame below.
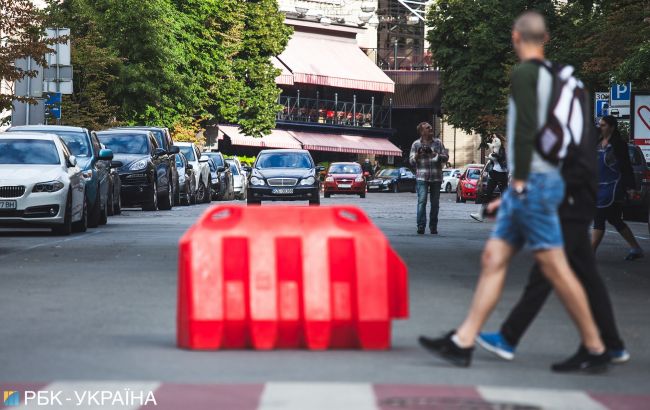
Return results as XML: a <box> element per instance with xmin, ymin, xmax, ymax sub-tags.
<box><xmin>272</xmin><ymin>57</ymin><xmax>293</xmax><ymax>86</ymax></box>
<box><xmin>290</xmin><ymin>131</ymin><xmax>402</xmax><ymax>157</ymax></box>
<box><xmin>218</xmin><ymin>125</ymin><xmax>302</xmax><ymax>149</ymax></box>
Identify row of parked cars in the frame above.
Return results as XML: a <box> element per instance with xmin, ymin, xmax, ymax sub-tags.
<box><xmin>0</xmin><ymin>125</ymin><xmax>248</xmax><ymax>235</ymax></box>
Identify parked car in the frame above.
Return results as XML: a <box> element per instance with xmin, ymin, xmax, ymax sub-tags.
<box><xmin>367</xmin><ymin>167</ymin><xmax>416</xmax><ymax>193</ymax></box>
<box><xmin>111</xmin><ymin>126</ymin><xmax>180</xmax><ymax>204</ymax></box>
<box><xmin>244</xmin><ymin>149</ymin><xmax>323</xmax><ymax>205</ymax></box>
<box><xmin>226</xmin><ymin>158</ymin><xmax>247</xmax><ymax>200</ymax></box>
<box><xmin>0</xmin><ymin>132</ymin><xmax>87</xmax><ymax>235</ymax></box>
<box><xmin>475</xmin><ymin>161</ymin><xmax>505</xmax><ymax>204</ymax></box>
<box><xmin>202</xmin><ymin>156</ymin><xmax>222</xmax><ymax>201</ymax></box>
<box><xmin>107</xmin><ymin>164</ymin><xmax>122</xmax><ymax>216</ymax></box>
<box><xmin>175</xmin><ymin>153</ymin><xmax>196</xmax><ymax>206</ymax></box>
<box><xmin>440</xmin><ymin>168</ymin><xmax>461</xmax><ymax>193</ymax></box>
<box><xmin>97</xmin><ymin>130</ymin><xmax>170</xmax><ymax>211</ymax></box>
<box><xmin>202</xmin><ymin>151</ymin><xmax>234</xmax><ymax>200</ymax></box>
<box><xmin>7</xmin><ymin>125</ymin><xmax>113</xmax><ymax>227</ymax></box>
<box><xmin>323</xmin><ymin>162</ymin><xmax>366</xmax><ymax>198</ymax></box>
<box><xmin>176</xmin><ymin>142</ymin><xmax>211</xmax><ymax>204</ymax></box>
<box><xmin>623</xmin><ymin>144</ymin><xmax>650</xmax><ymax>221</ymax></box>
<box><xmin>456</xmin><ymin>164</ymin><xmax>483</xmax><ymax>203</ymax></box>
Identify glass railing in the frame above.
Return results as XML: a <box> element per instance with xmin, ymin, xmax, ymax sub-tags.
<box><xmin>361</xmin><ymin>47</ymin><xmax>435</xmax><ymax>71</ymax></box>
<box><xmin>277</xmin><ymin>95</ymin><xmax>392</xmax><ymax>129</ymax></box>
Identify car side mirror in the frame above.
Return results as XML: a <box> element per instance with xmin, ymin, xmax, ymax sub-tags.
<box><xmin>153</xmin><ymin>148</ymin><xmax>166</xmax><ymax>158</ymax></box>
<box><xmin>110</xmin><ymin>160</ymin><xmax>123</xmax><ymax>169</ymax></box>
<box><xmin>316</xmin><ymin>166</ymin><xmax>325</xmax><ymax>172</ymax></box>
<box><xmin>169</xmin><ymin>146</ymin><xmax>180</xmax><ymax>154</ymax></box>
<box><xmin>186</xmin><ymin>163</ymin><xmax>193</xmax><ymax>170</ymax></box>
<box><xmin>243</xmin><ymin>166</ymin><xmax>252</xmax><ymax>172</ymax></box>
<box><xmin>217</xmin><ymin>166</ymin><xmax>225</xmax><ymax>173</ymax></box>
<box><xmin>67</xmin><ymin>155</ymin><xmax>77</xmax><ymax>168</ymax></box>
<box><xmin>98</xmin><ymin>149</ymin><xmax>113</xmax><ymax>161</ymax></box>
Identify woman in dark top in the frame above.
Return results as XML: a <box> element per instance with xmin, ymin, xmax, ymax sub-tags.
<box><xmin>591</xmin><ymin>116</ymin><xmax>644</xmax><ymax>260</ymax></box>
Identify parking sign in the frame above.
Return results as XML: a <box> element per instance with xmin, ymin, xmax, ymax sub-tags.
<box><xmin>610</xmin><ymin>82</ymin><xmax>632</xmax><ymax>108</ymax></box>
<box><xmin>594</xmin><ymin>92</ymin><xmax>609</xmax><ymax>122</ymax></box>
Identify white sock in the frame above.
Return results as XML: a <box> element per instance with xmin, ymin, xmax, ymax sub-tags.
<box><xmin>451</xmin><ymin>334</ymin><xmax>468</xmax><ymax>349</ymax></box>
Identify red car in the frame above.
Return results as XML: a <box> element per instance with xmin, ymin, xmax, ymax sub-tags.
<box><xmin>323</xmin><ymin>162</ymin><xmax>367</xmax><ymax>198</ymax></box>
<box><xmin>456</xmin><ymin>164</ymin><xmax>483</xmax><ymax>203</ymax></box>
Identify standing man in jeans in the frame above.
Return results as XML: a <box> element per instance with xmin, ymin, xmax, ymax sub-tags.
<box><xmin>417</xmin><ymin>11</ymin><xmax>609</xmax><ymax>372</ymax></box>
<box><xmin>409</xmin><ymin>122</ymin><xmax>448</xmax><ymax>235</ymax></box>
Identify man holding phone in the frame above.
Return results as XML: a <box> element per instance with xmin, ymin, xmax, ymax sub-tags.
<box><xmin>409</xmin><ymin>122</ymin><xmax>448</xmax><ymax>235</ymax></box>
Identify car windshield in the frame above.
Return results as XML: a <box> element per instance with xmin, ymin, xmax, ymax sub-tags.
<box><xmin>256</xmin><ymin>153</ymin><xmax>312</xmax><ymax>169</ymax></box>
<box><xmin>175</xmin><ymin>154</ymin><xmax>184</xmax><ymax>168</ymax></box>
<box><xmin>378</xmin><ymin>169</ymin><xmax>399</xmax><ymax>177</ymax></box>
<box><xmin>329</xmin><ymin>164</ymin><xmax>361</xmax><ymax>174</ymax></box>
<box><xmin>443</xmin><ymin>170</ymin><xmax>450</xmax><ymax>177</ymax></box>
<box><xmin>0</xmin><ymin>139</ymin><xmax>60</xmax><ymax>164</ymax></box>
<box><xmin>206</xmin><ymin>153</ymin><xmax>224</xmax><ymax>166</ymax></box>
<box><xmin>97</xmin><ymin>134</ymin><xmax>149</xmax><ymax>154</ymax></box>
<box><xmin>16</xmin><ymin>130</ymin><xmax>90</xmax><ymax>157</ymax></box>
<box><xmin>467</xmin><ymin>168</ymin><xmax>481</xmax><ymax>180</ymax></box>
<box><xmin>179</xmin><ymin>146</ymin><xmax>195</xmax><ymax>161</ymax></box>
<box><xmin>227</xmin><ymin>161</ymin><xmax>239</xmax><ymax>175</ymax></box>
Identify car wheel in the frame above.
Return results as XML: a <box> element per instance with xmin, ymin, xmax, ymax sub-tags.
<box><xmin>114</xmin><ymin>191</ymin><xmax>122</xmax><ymax>215</ymax></box>
<box><xmin>203</xmin><ymin>179</ymin><xmax>211</xmax><ymax>203</ymax></box>
<box><xmin>52</xmin><ymin>190</ymin><xmax>73</xmax><ymax>236</ymax></box>
<box><xmin>240</xmin><ymin>188</ymin><xmax>247</xmax><ymax>200</ymax></box>
<box><xmin>72</xmin><ymin>197</ymin><xmax>88</xmax><ymax>233</ymax></box>
<box><xmin>247</xmin><ymin>197</ymin><xmax>261</xmax><ymax>205</ymax></box>
<box><xmin>174</xmin><ymin>180</ymin><xmax>181</xmax><ymax>206</ymax></box>
<box><xmin>456</xmin><ymin>190</ymin><xmax>461</xmax><ymax>203</ymax></box>
<box><xmin>445</xmin><ymin>183</ymin><xmax>451</xmax><ymax>193</ymax></box>
<box><xmin>196</xmin><ymin>180</ymin><xmax>207</xmax><ymax>203</ymax></box>
<box><xmin>324</xmin><ymin>192</ymin><xmax>331</xmax><ymax>198</ymax></box>
<box><xmin>360</xmin><ymin>191</ymin><xmax>366</xmax><ymax>198</ymax></box>
<box><xmin>309</xmin><ymin>196</ymin><xmax>320</xmax><ymax>206</ymax></box>
<box><xmin>88</xmin><ymin>189</ymin><xmax>101</xmax><ymax>228</ymax></box>
<box><xmin>99</xmin><ymin>192</ymin><xmax>108</xmax><ymax>225</ymax></box>
<box><xmin>158</xmin><ymin>179</ymin><xmax>173</xmax><ymax>210</ymax></box>
<box><xmin>143</xmin><ymin>181</ymin><xmax>158</xmax><ymax>211</ymax></box>
<box><xmin>392</xmin><ymin>183</ymin><xmax>399</xmax><ymax>193</ymax></box>
<box><xmin>107</xmin><ymin>188</ymin><xmax>115</xmax><ymax>216</ymax></box>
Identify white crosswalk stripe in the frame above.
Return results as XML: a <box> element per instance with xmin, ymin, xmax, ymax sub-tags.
<box><xmin>478</xmin><ymin>386</ymin><xmax>608</xmax><ymax>410</ymax></box>
<box><xmin>258</xmin><ymin>382</ymin><xmax>378</xmax><ymax>410</ymax></box>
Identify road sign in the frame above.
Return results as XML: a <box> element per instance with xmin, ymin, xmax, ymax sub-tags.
<box><xmin>45</xmin><ymin>92</ymin><xmax>62</xmax><ymax>105</ymax></box>
<box><xmin>594</xmin><ymin>92</ymin><xmax>609</xmax><ymax>121</ymax></box>
<box><xmin>11</xmin><ymin>99</ymin><xmax>46</xmax><ymax>126</ymax></box>
<box><xmin>610</xmin><ymin>82</ymin><xmax>632</xmax><ymax>108</ymax></box>
<box><xmin>631</xmin><ymin>91</ymin><xmax>650</xmax><ymax>162</ymax></box>
<box><xmin>44</xmin><ymin>92</ymin><xmax>62</xmax><ymax>121</ymax></box>
<box><xmin>14</xmin><ymin>58</ymin><xmax>43</xmax><ymax>98</ymax></box>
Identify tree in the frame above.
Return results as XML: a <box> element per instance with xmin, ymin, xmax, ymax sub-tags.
<box><xmin>0</xmin><ymin>0</ymin><xmax>60</xmax><ymax>121</ymax></box>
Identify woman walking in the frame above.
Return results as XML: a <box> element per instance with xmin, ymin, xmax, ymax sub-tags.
<box><xmin>592</xmin><ymin>115</ymin><xmax>644</xmax><ymax>260</ymax></box>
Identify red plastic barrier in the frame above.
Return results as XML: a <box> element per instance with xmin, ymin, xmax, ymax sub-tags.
<box><xmin>177</xmin><ymin>205</ymin><xmax>408</xmax><ymax>350</ymax></box>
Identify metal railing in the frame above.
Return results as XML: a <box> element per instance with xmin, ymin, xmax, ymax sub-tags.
<box><xmin>362</xmin><ymin>47</ymin><xmax>435</xmax><ymax>71</ymax></box>
<box><xmin>277</xmin><ymin>94</ymin><xmax>392</xmax><ymax>129</ymax></box>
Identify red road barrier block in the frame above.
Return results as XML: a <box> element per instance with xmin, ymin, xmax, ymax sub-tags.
<box><xmin>177</xmin><ymin>205</ymin><xmax>408</xmax><ymax>350</ymax></box>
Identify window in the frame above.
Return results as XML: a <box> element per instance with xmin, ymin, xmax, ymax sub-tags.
<box><xmin>329</xmin><ymin>164</ymin><xmax>361</xmax><ymax>174</ymax></box>
<box><xmin>179</xmin><ymin>146</ymin><xmax>195</xmax><ymax>161</ymax></box>
<box><xmin>256</xmin><ymin>153</ymin><xmax>313</xmax><ymax>169</ymax></box>
<box><xmin>97</xmin><ymin>134</ymin><xmax>150</xmax><ymax>155</ymax></box>
<box><xmin>0</xmin><ymin>139</ymin><xmax>61</xmax><ymax>164</ymax></box>
<box><xmin>467</xmin><ymin>168</ymin><xmax>481</xmax><ymax>180</ymax></box>
<box><xmin>378</xmin><ymin>169</ymin><xmax>399</xmax><ymax>177</ymax></box>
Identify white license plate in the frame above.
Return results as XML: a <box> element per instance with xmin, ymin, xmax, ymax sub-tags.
<box><xmin>368</xmin><ymin>185</ymin><xmax>379</xmax><ymax>189</ymax></box>
<box><xmin>338</xmin><ymin>184</ymin><xmax>352</xmax><ymax>189</ymax></box>
<box><xmin>272</xmin><ymin>188</ymin><xmax>294</xmax><ymax>194</ymax></box>
<box><xmin>0</xmin><ymin>200</ymin><xmax>17</xmax><ymax>209</ymax></box>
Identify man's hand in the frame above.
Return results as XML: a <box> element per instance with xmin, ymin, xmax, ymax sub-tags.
<box><xmin>512</xmin><ymin>179</ymin><xmax>526</xmax><ymax>192</ymax></box>
<box><xmin>486</xmin><ymin>198</ymin><xmax>502</xmax><ymax>216</ymax></box>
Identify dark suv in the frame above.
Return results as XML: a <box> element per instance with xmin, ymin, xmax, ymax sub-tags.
<box><xmin>245</xmin><ymin>149</ymin><xmax>323</xmax><ymax>205</ymax></box>
<box><xmin>96</xmin><ymin>130</ymin><xmax>173</xmax><ymax>211</ymax></box>
<box><xmin>201</xmin><ymin>151</ymin><xmax>233</xmax><ymax>200</ymax></box>
<box><xmin>111</xmin><ymin>126</ymin><xmax>180</xmax><ymax>205</ymax></box>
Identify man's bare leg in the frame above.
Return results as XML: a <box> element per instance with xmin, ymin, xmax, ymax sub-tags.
<box><xmin>535</xmin><ymin>248</ymin><xmax>605</xmax><ymax>352</ymax></box>
<box><xmin>454</xmin><ymin>239</ymin><xmax>516</xmax><ymax>346</ymax></box>
<box><xmin>591</xmin><ymin>229</ymin><xmax>605</xmax><ymax>251</ymax></box>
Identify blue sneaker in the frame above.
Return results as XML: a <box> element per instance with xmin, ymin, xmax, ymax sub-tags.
<box><xmin>609</xmin><ymin>349</ymin><xmax>631</xmax><ymax>364</ymax></box>
<box><xmin>476</xmin><ymin>332</ymin><xmax>515</xmax><ymax>360</ymax></box>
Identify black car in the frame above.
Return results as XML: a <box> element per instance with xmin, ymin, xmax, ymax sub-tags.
<box><xmin>245</xmin><ymin>149</ymin><xmax>323</xmax><ymax>205</ymax></box>
<box><xmin>7</xmin><ymin>125</ymin><xmax>113</xmax><ymax>227</ymax></box>
<box><xmin>202</xmin><ymin>151</ymin><xmax>233</xmax><ymax>200</ymax></box>
<box><xmin>475</xmin><ymin>161</ymin><xmax>504</xmax><ymax>205</ymax></box>
<box><xmin>107</xmin><ymin>164</ymin><xmax>122</xmax><ymax>215</ymax></box>
<box><xmin>175</xmin><ymin>153</ymin><xmax>196</xmax><ymax>206</ymax></box>
<box><xmin>203</xmin><ymin>157</ymin><xmax>222</xmax><ymax>201</ymax></box>
<box><xmin>96</xmin><ymin>130</ymin><xmax>171</xmax><ymax>211</ymax></box>
<box><xmin>367</xmin><ymin>167</ymin><xmax>416</xmax><ymax>193</ymax></box>
<box><xmin>111</xmin><ymin>126</ymin><xmax>180</xmax><ymax>205</ymax></box>
<box><xmin>623</xmin><ymin>144</ymin><xmax>650</xmax><ymax>221</ymax></box>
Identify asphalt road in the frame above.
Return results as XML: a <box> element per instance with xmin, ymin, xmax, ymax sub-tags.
<box><xmin>0</xmin><ymin>192</ymin><xmax>648</xmax><ymax>398</ymax></box>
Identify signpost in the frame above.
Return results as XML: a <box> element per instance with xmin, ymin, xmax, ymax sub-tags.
<box><xmin>609</xmin><ymin>82</ymin><xmax>632</xmax><ymax>118</ymax></box>
<box><xmin>631</xmin><ymin>91</ymin><xmax>650</xmax><ymax>162</ymax></box>
<box><xmin>594</xmin><ymin>91</ymin><xmax>609</xmax><ymax>124</ymax></box>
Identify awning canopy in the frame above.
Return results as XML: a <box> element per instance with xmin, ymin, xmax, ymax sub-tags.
<box><xmin>272</xmin><ymin>57</ymin><xmax>293</xmax><ymax>86</ymax></box>
<box><xmin>276</xmin><ymin>32</ymin><xmax>395</xmax><ymax>93</ymax></box>
<box><xmin>290</xmin><ymin>131</ymin><xmax>402</xmax><ymax>157</ymax></box>
<box><xmin>218</xmin><ymin>125</ymin><xmax>402</xmax><ymax>157</ymax></box>
<box><xmin>218</xmin><ymin>125</ymin><xmax>302</xmax><ymax>149</ymax></box>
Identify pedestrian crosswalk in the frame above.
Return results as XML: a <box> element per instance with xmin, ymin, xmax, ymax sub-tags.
<box><xmin>1</xmin><ymin>382</ymin><xmax>647</xmax><ymax>410</ymax></box>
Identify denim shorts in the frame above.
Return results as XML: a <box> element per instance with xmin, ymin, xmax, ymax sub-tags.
<box><xmin>490</xmin><ymin>171</ymin><xmax>565</xmax><ymax>250</ymax></box>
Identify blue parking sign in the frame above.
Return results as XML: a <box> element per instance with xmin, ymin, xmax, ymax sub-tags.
<box><xmin>610</xmin><ymin>83</ymin><xmax>631</xmax><ymax>107</ymax></box>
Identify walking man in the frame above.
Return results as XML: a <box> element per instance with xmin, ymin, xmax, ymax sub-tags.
<box><xmin>418</xmin><ymin>11</ymin><xmax>609</xmax><ymax>372</ymax></box>
<box><xmin>409</xmin><ymin>122</ymin><xmax>448</xmax><ymax>234</ymax></box>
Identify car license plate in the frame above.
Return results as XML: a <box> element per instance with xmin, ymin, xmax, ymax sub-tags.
<box><xmin>272</xmin><ymin>188</ymin><xmax>294</xmax><ymax>194</ymax></box>
<box><xmin>338</xmin><ymin>184</ymin><xmax>352</xmax><ymax>189</ymax></box>
<box><xmin>0</xmin><ymin>200</ymin><xmax>17</xmax><ymax>209</ymax></box>
<box><xmin>368</xmin><ymin>185</ymin><xmax>379</xmax><ymax>190</ymax></box>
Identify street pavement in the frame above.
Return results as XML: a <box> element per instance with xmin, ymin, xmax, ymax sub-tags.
<box><xmin>0</xmin><ymin>193</ymin><xmax>648</xmax><ymax>409</ymax></box>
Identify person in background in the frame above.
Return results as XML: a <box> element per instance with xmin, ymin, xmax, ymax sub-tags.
<box><xmin>591</xmin><ymin>115</ymin><xmax>644</xmax><ymax>260</ymax></box>
<box><xmin>361</xmin><ymin>158</ymin><xmax>374</xmax><ymax>177</ymax></box>
<box><xmin>471</xmin><ymin>134</ymin><xmax>509</xmax><ymax>222</ymax></box>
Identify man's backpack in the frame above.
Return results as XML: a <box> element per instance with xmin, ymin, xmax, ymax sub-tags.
<box><xmin>534</xmin><ymin>62</ymin><xmax>589</xmax><ymax>165</ymax></box>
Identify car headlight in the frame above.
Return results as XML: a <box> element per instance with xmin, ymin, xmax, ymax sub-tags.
<box><xmin>250</xmin><ymin>176</ymin><xmax>265</xmax><ymax>186</ymax></box>
<box><xmin>33</xmin><ymin>180</ymin><xmax>65</xmax><ymax>193</ymax></box>
<box><xmin>129</xmin><ymin>159</ymin><xmax>148</xmax><ymax>171</ymax></box>
<box><xmin>300</xmin><ymin>177</ymin><xmax>316</xmax><ymax>186</ymax></box>
<box><xmin>355</xmin><ymin>176</ymin><xmax>364</xmax><ymax>182</ymax></box>
<box><xmin>82</xmin><ymin>170</ymin><xmax>94</xmax><ymax>181</ymax></box>
<box><xmin>325</xmin><ymin>176</ymin><xmax>334</xmax><ymax>182</ymax></box>
<box><xmin>382</xmin><ymin>180</ymin><xmax>390</xmax><ymax>185</ymax></box>
<box><xmin>464</xmin><ymin>183</ymin><xmax>474</xmax><ymax>189</ymax></box>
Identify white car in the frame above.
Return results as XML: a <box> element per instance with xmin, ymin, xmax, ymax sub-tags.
<box><xmin>0</xmin><ymin>132</ymin><xmax>87</xmax><ymax>235</ymax></box>
<box><xmin>226</xmin><ymin>158</ymin><xmax>248</xmax><ymax>200</ymax></box>
<box><xmin>175</xmin><ymin>142</ymin><xmax>211</xmax><ymax>203</ymax></box>
<box><xmin>440</xmin><ymin>168</ymin><xmax>461</xmax><ymax>193</ymax></box>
